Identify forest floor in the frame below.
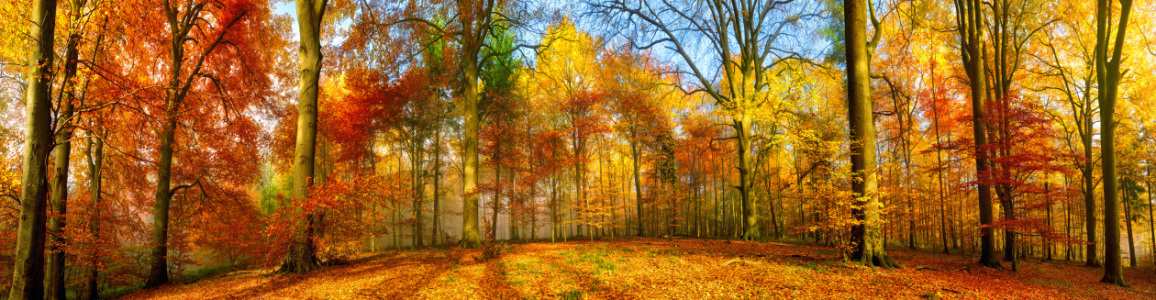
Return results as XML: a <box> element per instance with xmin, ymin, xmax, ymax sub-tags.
<box><xmin>122</xmin><ymin>238</ymin><xmax>1156</xmax><ymax>299</ymax></box>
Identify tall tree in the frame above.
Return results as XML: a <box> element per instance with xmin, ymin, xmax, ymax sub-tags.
<box><xmin>953</xmin><ymin>0</ymin><xmax>1000</xmax><ymax>268</ymax></box>
<box><xmin>1038</xmin><ymin>8</ymin><xmax>1100</xmax><ymax>267</ymax></box>
<box><xmin>1095</xmin><ymin>0</ymin><xmax>1132</xmax><ymax>285</ymax></box>
<box><xmin>986</xmin><ymin>0</ymin><xmax>1056</xmax><ymax>263</ymax></box>
<box><xmin>284</xmin><ymin>0</ymin><xmax>328</xmax><ymax>274</ymax></box>
<box><xmin>46</xmin><ymin>1</ymin><xmax>94</xmax><ymax>298</ymax></box>
<box><xmin>845</xmin><ymin>0</ymin><xmax>897</xmax><ymax>268</ymax></box>
<box><xmin>83</xmin><ymin>130</ymin><xmax>104</xmax><ymax>300</ymax></box>
<box><xmin>145</xmin><ymin>0</ymin><xmax>266</xmax><ymax>286</ymax></box>
<box><xmin>8</xmin><ymin>0</ymin><xmax>57</xmax><ymax>298</ymax></box>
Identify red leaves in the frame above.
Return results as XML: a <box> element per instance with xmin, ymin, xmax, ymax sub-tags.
<box><xmin>325</xmin><ymin>67</ymin><xmax>415</xmax><ymax>162</ymax></box>
<box><xmin>263</xmin><ymin>170</ymin><xmax>404</xmax><ymax>266</ymax></box>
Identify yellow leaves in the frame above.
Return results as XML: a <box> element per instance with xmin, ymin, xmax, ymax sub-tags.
<box><xmin>0</xmin><ymin>1</ymin><xmax>31</xmax><ymax>67</ymax></box>
<box><xmin>533</xmin><ymin>17</ymin><xmax>598</xmax><ymax>99</ymax></box>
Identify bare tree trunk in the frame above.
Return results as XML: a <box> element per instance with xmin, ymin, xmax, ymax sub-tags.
<box><xmin>954</xmin><ymin>0</ymin><xmax>1000</xmax><ymax>269</ymax></box>
<box><xmin>1124</xmin><ymin>185</ymin><xmax>1136</xmax><ymax>267</ymax></box>
<box><xmin>47</xmin><ymin>2</ymin><xmax>87</xmax><ymax>295</ymax></box>
<box><xmin>85</xmin><ymin>132</ymin><xmax>103</xmax><ymax>300</ymax></box>
<box><xmin>411</xmin><ymin>130</ymin><xmax>424</xmax><ymax>247</ymax></box>
<box><xmin>735</xmin><ymin>115</ymin><xmax>758</xmax><ymax>241</ymax></box>
<box><xmin>9</xmin><ymin>1</ymin><xmax>57</xmax><ymax>298</ymax></box>
<box><xmin>1095</xmin><ymin>0</ymin><xmax>1132</xmax><ymax>286</ymax></box>
<box><xmin>461</xmin><ymin>49</ymin><xmax>481</xmax><ymax>247</ymax></box>
<box><xmin>1082</xmin><ymin>134</ymin><xmax>1099</xmax><ymax>266</ymax></box>
<box><xmin>284</xmin><ymin>0</ymin><xmax>327</xmax><ymax>274</ymax></box>
<box><xmin>631</xmin><ymin>133</ymin><xmax>643</xmax><ymax>236</ymax></box>
<box><xmin>433</xmin><ymin>126</ymin><xmax>441</xmax><ymax>245</ymax></box>
<box><xmin>1146</xmin><ymin>171</ymin><xmax>1154</xmax><ymax>266</ymax></box>
<box><xmin>846</xmin><ymin>0</ymin><xmax>897</xmax><ymax>268</ymax></box>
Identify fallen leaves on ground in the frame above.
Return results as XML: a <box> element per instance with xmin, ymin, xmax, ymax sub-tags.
<box><xmin>122</xmin><ymin>238</ymin><xmax>1156</xmax><ymax>299</ymax></box>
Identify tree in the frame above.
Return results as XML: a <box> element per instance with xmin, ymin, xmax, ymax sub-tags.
<box><xmin>1036</xmin><ymin>4</ymin><xmax>1101</xmax><ymax>267</ymax></box>
<box><xmin>285</xmin><ymin>0</ymin><xmax>329</xmax><ymax>274</ymax></box>
<box><xmin>953</xmin><ymin>0</ymin><xmax>1000</xmax><ymax>269</ymax></box>
<box><xmin>845</xmin><ymin>0</ymin><xmax>898</xmax><ymax>268</ymax></box>
<box><xmin>83</xmin><ymin>129</ymin><xmax>104</xmax><ymax>300</ymax></box>
<box><xmin>8</xmin><ymin>0</ymin><xmax>56</xmax><ymax>298</ymax></box>
<box><xmin>480</xmin><ymin>21</ymin><xmax>523</xmax><ymax>241</ymax></box>
<box><xmin>985</xmin><ymin>0</ymin><xmax>1057</xmax><ymax>263</ymax></box>
<box><xmin>143</xmin><ymin>0</ymin><xmax>264</xmax><ymax>286</ymax></box>
<box><xmin>46</xmin><ymin>1</ymin><xmax>96</xmax><ymax>298</ymax></box>
<box><xmin>1094</xmin><ymin>0</ymin><xmax>1132</xmax><ymax>287</ymax></box>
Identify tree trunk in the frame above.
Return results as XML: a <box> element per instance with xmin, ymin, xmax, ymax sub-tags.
<box><xmin>846</xmin><ymin>0</ymin><xmax>897</xmax><ymax>268</ymax></box>
<box><xmin>631</xmin><ymin>134</ymin><xmax>643</xmax><ymax>236</ymax></box>
<box><xmin>932</xmin><ymin>71</ymin><xmax>949</xmax><ymax>254</ymax></box>
<box><xmin>1000</xmin><ymin>188</ymin><xmax>1016</xmax><ymax>262</ymax></box>
<box><xmin>284</xmin><ymin>0</ymin><xmax>327</xmax><ymax>274</ymax></box>
<box><xmin>432</xmin><ymin>126</ymin><xmax>441</xmax><ymax>245</ymax></box>
<box><xmin>528</xmin><ymin>137</ymin><xmax>537</xmax><ymax>241</ymax></box>
<box><xmin>1123</xmin><ymin>186</ymin><xmax>1135</xmax><ymax>267</ymax></box>
<box><xmin>146</xmin><ymin>114</ymin><xmax>177</xmax><ymax>286</ymax></box>
<box><xmin>148</xmin><ymin>1</ymin><xmax>191</xmax><ymax>285</ymax></box>
<box><xmin>1082</xmin><ymin>135</ymin><xmax>1099</xmax><ymax>266</ymax></box>
<box><xmin>550</xmin><ymin>174</ymin><xmax>558</xmax><ymax>242</ymax></box>
<box><xmin>1095</xmin><ymin>0</ymin><xmax>1131</xmax><ymax>286</ymax></box>
<box><xmin>85</xmin><ymin>133</ymin><xmax>103</xmax><ymax>299</ymax></box>
<box><xmin>735</xmin><ymin>115</ymin><xmax>758</xmax><ymax>241</ymax></box>
<box><xmin>955</xmin><ymin>0</ymin><xmax>1000</xmax><ymax>269</ymax></box>
<box><xmin>1146</xmin><ymin>173</ymin><xmax>1154</xmax><ymax>266</ymax></box>
<box><xmin>412</xmin><ymin>132</ymin><xmax>424</xmax><ymax>247</ymax></box>
<box><xmin>461</xmin><ymin>47</ymin><xmax>481</xmax><ymax>247</ymax></box>
<box><xmin>1046</xmin><ymin>182</ymin><xmax>1054</xmax><ymax>261</ymax></box>
<box><xmin>573</xmin><ymin>134</ymin><xmax>586</xmax><ymax>238</ymax></box>
<box><xmin>8</xmin><ymin>1</ymin><xmax>57</xmax><ymax>298</ymax></box>
<box><xmin>494</xmin><ymin>164</ymin><xmax>501</xmax><ymax>240</ymax></box>
<box><xmin>1065</xmin><ymin>176</ymin><xmax>1072</xmax><ymax>261</ymax></box>
<box><xmin>47</xmin><ymin>6</ymin><xmax>86</xmax><ymax>296</ymax></box>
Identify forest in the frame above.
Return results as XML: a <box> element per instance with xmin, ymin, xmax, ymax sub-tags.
<box><xmin>1</xmin><ymin>0</ymin><xmax>1155</xmax><ymax>299</ymax></box>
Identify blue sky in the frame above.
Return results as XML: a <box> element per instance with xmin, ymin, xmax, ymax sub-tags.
<box><xmin>266</xmin><ymin>1</ymin><xmax>835</xmax><ymax>95</ymax></box>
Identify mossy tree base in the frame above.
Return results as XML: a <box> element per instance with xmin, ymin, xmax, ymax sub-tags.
<box><xmin>854</xmin><ymin>251</ymin><xmax>903</xmax><ymax>269</ymax></box>
<box><xmin>1101</xmin><ymin>275</ymin><xmax>1126</xmax><ymax>287</ymax></box>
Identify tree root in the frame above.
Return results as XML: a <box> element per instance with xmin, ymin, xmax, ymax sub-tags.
<box><xmin>1101</xmin><ymin>275</ymin><xmax>1127</xmax><ymax>287</ymax></box>
<box><xmin>855</xmin><ymin>253</ymin><xmax>903</xmax><ymax>269</ymax></box>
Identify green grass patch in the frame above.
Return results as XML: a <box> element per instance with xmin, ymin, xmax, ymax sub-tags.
<box><xmin>802</xmin><ymin>263</ymin><xmax>828</xmax><ymax>273</ymax></box>
<box><xmin>177</xmin><ymin>264</ymin><xmax>240</xmax><ymax>283</ymax></box>
<box><xmin>574</xmin><ymin>252</ymin><xmax>617</xmax><ymax>272</ymax></box>
<box><xmin>558</xmin><ymin>290</ymin><xmax>584</xmax><ymax>300</ymax></box>
<box><xmin>102</xmin><ymin>284</ymin><xmax>146</xmax><ymax>299</ymax></box>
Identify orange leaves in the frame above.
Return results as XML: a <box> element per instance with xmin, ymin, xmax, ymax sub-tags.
<box><xmin>122</xmin><ymin>238</ymin><xmax>1156</xmax><ymax>299</ymax></box>
<box><xmin>323</xmin><ymin>67</ymin><xmax>417</xmax><ymax>162</ymax></box>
